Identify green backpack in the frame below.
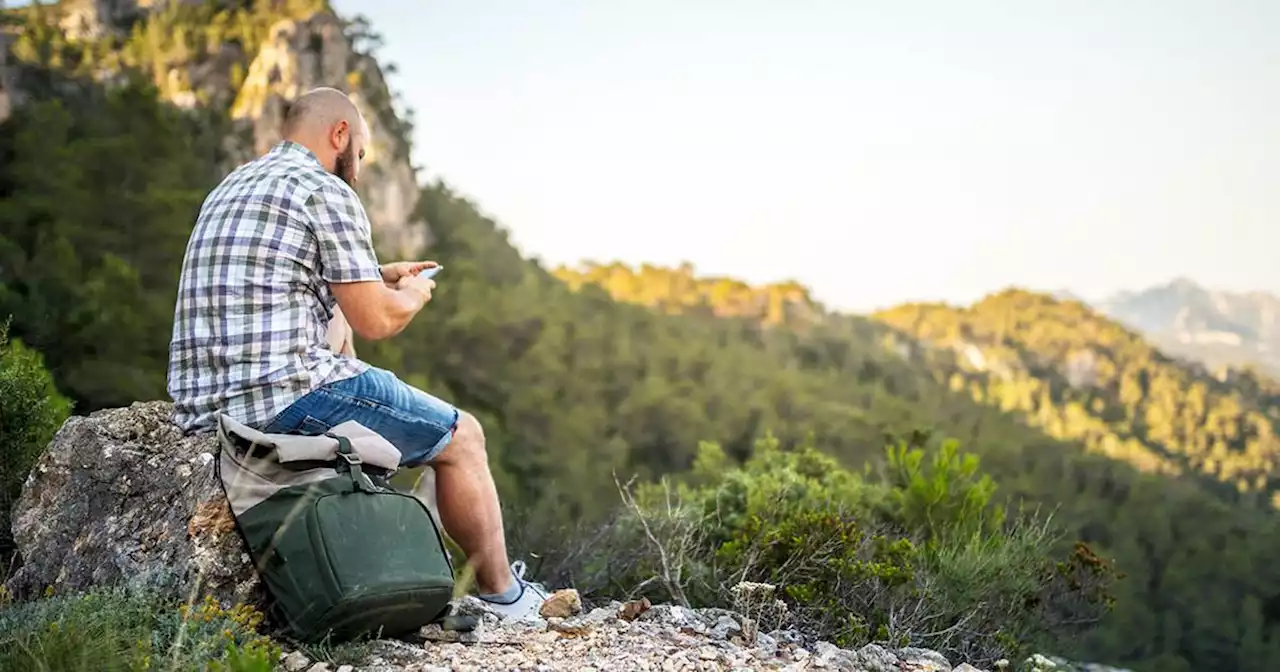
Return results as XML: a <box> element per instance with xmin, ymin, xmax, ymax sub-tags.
<box><xmin>215</xmin><ymin>414</ymin><xmax>455</xmax><ymax>643</ymax></box>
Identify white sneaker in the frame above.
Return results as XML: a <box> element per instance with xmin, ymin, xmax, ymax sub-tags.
<box><xmin>479</xmin><ymin>560</ymin><xmax>551</xmax><ymax>622</ymax></box>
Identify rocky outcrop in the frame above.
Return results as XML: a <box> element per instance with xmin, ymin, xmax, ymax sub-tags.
<box><xmin>4</xmin><ymin>401</ymin><xmax>257</xmax><ymax>606</ymax></box>
<box><xmin>8</xmin><ymin>0</ymin><xmax>429</xmax><ymax>260</ymax></box>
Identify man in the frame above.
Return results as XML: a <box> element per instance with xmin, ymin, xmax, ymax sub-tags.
<box><xmin>167</xmin><ymin>87</ymin><xmax>548</xmax><ymax>620</ymax></box>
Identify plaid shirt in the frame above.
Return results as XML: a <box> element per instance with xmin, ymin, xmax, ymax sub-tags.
<box><xmin>167</xmin><ymin>141</ymin><xmax>383</xmax><ymax>434</ymax></box>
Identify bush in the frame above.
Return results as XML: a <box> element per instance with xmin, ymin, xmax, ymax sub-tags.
<box><xmin>0</xmin><ymin>317</ymin><xmax>72</xmax><ymax>561</ymax></box>
<box><xmin>0</xmin><ymin>587</ymin><xmax>279</xmax><ymax>672</ymax></box>
<box><xmin>558</xmin><ymin>431</ymin><xmax>1118</xmax><ymax>668</ymax></box>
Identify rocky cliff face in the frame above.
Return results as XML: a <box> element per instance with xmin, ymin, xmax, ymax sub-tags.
<box><xmin>10</xmin><ymin>0</ymin><xmax>429</xmax><ymax>259</ymax></box>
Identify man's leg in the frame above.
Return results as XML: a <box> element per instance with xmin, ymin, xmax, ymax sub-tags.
<box><xmin>419</xmin><ymin>410</ymin><xmax>512</xmax><ymax>594</ymax></box>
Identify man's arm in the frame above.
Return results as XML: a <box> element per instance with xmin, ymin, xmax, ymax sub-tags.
<box><xmin>308</xmin><ymin>182</ymin><xmax>434</xmax><ymax>341</ymax></box>
<box><xmin>330</xmin><ymin>278</ymin><xmax>432</xmax><ymax>341</ymax></box>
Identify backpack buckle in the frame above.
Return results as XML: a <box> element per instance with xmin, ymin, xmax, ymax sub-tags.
<box><xmin>338</xmin><ymin>451</ymin><xmax>363</xmax><ymax>466</ymax></box>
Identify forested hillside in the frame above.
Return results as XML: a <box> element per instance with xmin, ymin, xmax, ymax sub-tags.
<box><xmin>2</xmin><ymin>2</ymin><xmax>1279</xmax><ymax>671</ymax></box>
<box><xmin>876</xmin><ymin>291</ymin><xmax>1280</xmax><ymax>504</ymax></box>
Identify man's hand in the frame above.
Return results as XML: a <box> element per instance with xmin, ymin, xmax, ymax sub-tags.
<box><xmin>379</xmin><ymin>261</ymin><xmax>438</xmax><ymax>284</ymax></box>
<box><xmin>396</xmin><ymin>273</ymin><xmax>436</xmax><ymax>305</ymax></box>
<box><xmin>330</xmin><ymin>270</ymin><xmax>435</xmax><ymax>342</ymax></box>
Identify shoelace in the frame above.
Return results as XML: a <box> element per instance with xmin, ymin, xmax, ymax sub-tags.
<box><xmin>511</xmin><ymin>559</ymin><xmax>550</xmax><ymax>597</ymax></box>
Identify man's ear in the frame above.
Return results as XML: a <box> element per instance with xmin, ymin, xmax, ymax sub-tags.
<box><xmin>329</xmin><ymin>120</ymin><xmax>349</xmax><ymax>152</ymax></box>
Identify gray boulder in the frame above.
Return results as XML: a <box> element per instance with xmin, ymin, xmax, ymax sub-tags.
<box><xmin>4</xmin><ymin>401</ymin><xmax>260</xmax><ymax>606</ymax></box>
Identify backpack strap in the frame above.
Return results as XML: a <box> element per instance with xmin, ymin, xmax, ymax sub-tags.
<box><xmin>328</xmin><ymin>433</ymin><xmax>381</xmax><ymax>494</ymax></box>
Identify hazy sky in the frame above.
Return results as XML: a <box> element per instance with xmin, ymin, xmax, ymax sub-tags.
<box><xmin>323</xmin><ymin>0</ymin><xmax>1280</xmax><ymax>312</ymax></box>
<box><xmin>26</xmin><ymin>0</ymin><xmax>1280</xmax><ymax>312</ymax></box>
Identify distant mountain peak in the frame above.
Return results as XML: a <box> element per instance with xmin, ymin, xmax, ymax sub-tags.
<box><xmin>1164</xmin><ymin>276</ymin><xmax>1207</xmax><ymax>294</ymax></box>
<box><xmin>1092</xmin><ymin>278</ymin><xmax>1280</xmax><ymax>377</ymax></box>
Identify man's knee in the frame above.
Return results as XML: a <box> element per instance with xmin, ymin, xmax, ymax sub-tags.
<box><xmin>437</xmin><ymin>411</ymin><xmax>485</xmax><ymax>465</ymax></box>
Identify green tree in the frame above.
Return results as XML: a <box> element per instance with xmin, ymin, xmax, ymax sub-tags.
<box><xmin>0</xmin><ymin>318</ymin><xmax>71</xmax><ymax>559</ymax></box>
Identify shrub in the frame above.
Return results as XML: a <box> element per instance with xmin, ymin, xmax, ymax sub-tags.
<box><xmin>0</xmin><ymin>317</ymin><xmax>72</xmax><ymax>561</ymax></box>
<box><xmin>559</xmin><ymin>431</ymin><xmax>1118</xmax><ymax>668</ymax></box>
<box><xmin>0</xmin><ymin>587</ymin><xmax>279</xmax><ymax>671</ymax></box>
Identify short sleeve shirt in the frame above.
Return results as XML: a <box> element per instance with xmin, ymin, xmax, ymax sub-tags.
<box><xmin>167</xmin><ymin>141</ymin><xmax>383</xmax><ymax>434</ymax></box>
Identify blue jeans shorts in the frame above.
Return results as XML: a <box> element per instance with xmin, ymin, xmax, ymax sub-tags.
<box><xmin>261</xmin><ymin>366</ymin><xmax>459</xmax><ymax>468</ymax></box>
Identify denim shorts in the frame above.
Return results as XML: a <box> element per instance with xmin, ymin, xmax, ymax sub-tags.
<box><xmin>261</xmin><ymin>366</ymin><xmax>460</xmax><ymax>468</ymax></box>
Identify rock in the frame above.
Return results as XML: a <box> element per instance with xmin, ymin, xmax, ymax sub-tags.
<box><xmin>850</xmin><ymin>643</ymin><xmax>901</xmax><ymax>672</ymax></box>
<box><xmin>710</xmin><ymin>613</ymin><xmax>743</xmax><ymax>640</ymax></box>
<box><xmin>305</xmin><ymin>663</ymin><xmax>331</xmax><ymax>672</ymax></box>
<box><xmin>900</xmin><ymin>646</ymin><xmax>952</xmax><ymax>671</ymax></box>
<box><xmin>1025</xmin><ymin>653</ymin><xmax>1059</xmax><ymax>671</ymax></box>
<box><xmin>814</xmin><ymin>641</ymin><xmax>859</xmax><ymax>670</ymax></box>
<box><xmin>282</xmin><ymin>651</ymin><xmax>310</xmax><ymax>672</ymax></box>
<box><xmin>548</xmin><ymin>616</ymin><xmax>592</xmax><ymax>637</ymax></box>
<box><xmin>618</xmin><ymin>596</ymin><xmax>652</xmax><ymax>621</ymax></box>
<box><xmin>954</xmin><ymin>664</ymin><xmax>987</xmax><ymax>672</ymax></box>
<box><xmin>5</xmin><ymin>402</ymin><xmax>259</xmax><ymax>606</ymax></box>
<box><xmin>539</xmin><ymin>588</ymin><xmax>583</xmax><ymax>618</ymax></box>
<box><xmin>754</xmin><ymin>631</ymin><xmax>778</xmax><ymax>657</ymax></box>
<box><xmin>336</xmin><ymin>666</ymin><xmax>354</xmax><ymax>672</ymax></box>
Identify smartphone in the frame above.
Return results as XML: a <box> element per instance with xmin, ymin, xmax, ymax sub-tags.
<box><xmin>418</xmin><ymin>265</ymin><xmax>442</xmax><ymax>279</ymax></box>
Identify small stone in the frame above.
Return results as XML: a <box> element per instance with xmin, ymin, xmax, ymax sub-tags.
<box><xmin>710</xmin><ymin>614</ymin><xmax>742</xmax><ymax>640</ymax></box>
<box><xmin>305</xmin><ymin>664</ymin><xmax>331</xmax><ymax>672</ymax></box>
<box><xmin>954</xmin><ymin>665</ymin><xmax>986</xmax><ymax>672</ymax></box>
<box><xmin>699</xmin><ymin>646</ymin><xmax>720</xmax><ymax>660</ymax></box>
<box><xmin>282</xmin><ymin>651</ymin><xmax>310</xmax><ymax>672</ymax></box>
<box><xmin>539</xmin><ymin>588</ymin><xmax>583</xmax><ymax>619</ymax></box>
<box><xmin>995</xmin><ymin>660</ymin><xmax>1011</xmax><ymax>670</ymax></box>
<box><xmin>755</xmin><ymin>632</ymin><xmax>778</xmax><ymax>657</ymax></box>
<box><xmin>580</xmin><ymin>605</ymin><xmax>617</xmax><ymax>625</ymax></box>
<box><xmin>337</xmin><ymin>666</ymin><xmax>354</xmax><ymax>672</ymax></box>
<box><xmin>549</xmin><ymin>616</ymin><xmax>593</xmax><ymax>636</ymax></box>
<box><xmin>851</xmin><ymin>644</ymin><xmax>900</xmax><ymax>672</ymax></box>
<box><xmin>619</xmin><ymin>596</ymin><xmax>652</xmax><ymax>621</ymax></box>
<box><xmin>900</xmin><ymin>646</ymin><xmax>952</xmax><ymax>671</ymax></box>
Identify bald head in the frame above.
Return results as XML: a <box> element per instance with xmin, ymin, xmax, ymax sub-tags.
<box><xmin>282</xmin><ymin>87</ymin><xmax>371</xmax><ymax>186</ymax></box>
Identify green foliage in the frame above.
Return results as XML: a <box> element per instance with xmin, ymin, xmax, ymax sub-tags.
<box><xmin>576</xmin><ymin>435</ymin><xmax>1116</xmax><ymax>668</ymax></box>
<box><xmin>0</xmin><ymin>589</ymin><xmax>278</xmax><ymax>672</ymax></box>
<box><xmin>0</xmin><ymin>72</ymin><xmax>229</xmax><ymax>411</ymax></box>
<box><xmin>881</xmin><ymin>431</ymin><xmax>1003</xmax><ymax>541</ymax></box>
<box><xmin>0</xmin><ymin>318</ymin><xmax>71</xmax><ymax>560</ymax></box>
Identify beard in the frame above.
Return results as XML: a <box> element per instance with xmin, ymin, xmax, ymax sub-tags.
<box><xmin>333</xmin><ymin>141</ymin><xmax>357</xmax><ymax>186</ymax></box>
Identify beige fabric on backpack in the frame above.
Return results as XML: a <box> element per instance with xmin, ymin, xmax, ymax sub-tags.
<box><xmin>216</xmin><ymin>414</ymin><xmax>403</xmax><ymax>516</ymax></box>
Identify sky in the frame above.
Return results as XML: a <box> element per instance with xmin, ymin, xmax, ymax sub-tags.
<box><xmin>20</xmin><ymin>0</ymin><xmax>1280</xmax><ymax>312</ymax></box>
